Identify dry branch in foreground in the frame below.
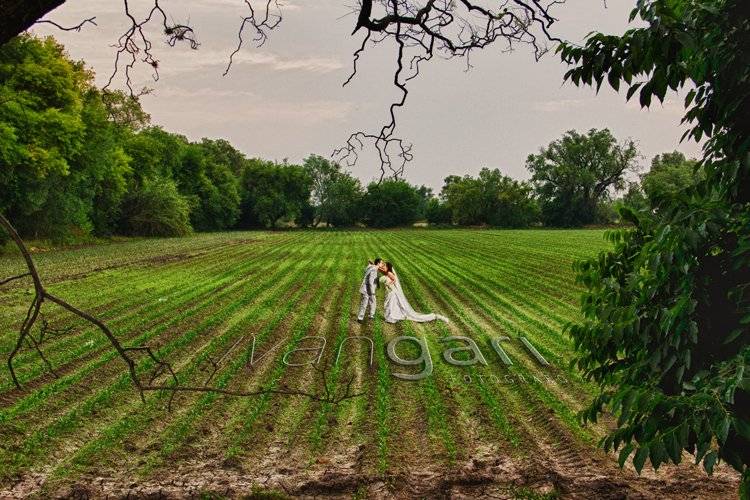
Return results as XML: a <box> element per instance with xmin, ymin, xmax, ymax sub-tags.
<box><xmin>0</xmin><ymin>213</ymin><xmax>361</xmax><ymax>410</ymax></box>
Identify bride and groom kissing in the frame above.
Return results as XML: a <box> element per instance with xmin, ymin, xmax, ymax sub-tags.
<box><xmin>358</xmin><ymin>258</ymin><xmax>449</xmax><ymax>324</ymax></box>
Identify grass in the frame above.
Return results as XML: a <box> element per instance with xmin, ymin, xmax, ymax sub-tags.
<box><xmin>0</xmin><ymin>229</ymin><xmax>612</xmax><ymax>494</ymax></box>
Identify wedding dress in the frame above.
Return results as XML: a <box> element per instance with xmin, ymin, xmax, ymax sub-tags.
<box><xmin>381</xmin><ymin>271</ymin><xmax>449</xmax><ymax>324</ymax></box>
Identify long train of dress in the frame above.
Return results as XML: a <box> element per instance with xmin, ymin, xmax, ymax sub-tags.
<box><xmin>382</xmin><ymin>271</ymin><xmax>449</xmax><ymax>324</ymax></box>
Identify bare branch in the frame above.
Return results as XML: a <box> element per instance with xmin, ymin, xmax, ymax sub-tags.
<box><xmin>0</xmin><ymin>212</ymin><xmax>361</xmax><ymax>410</ymax></box>
<box><xmin>0</xmin><ymin>273</ymin><xmax>30</xmax><ymax>287</ymax></box>
<box><xmin>333</xmin><ymin>0</ymin><xmax>564</xmax><ymax>178</ymax></box>
<box><xmin>224</xmin><ymin>0</ymin><xmax>284</xmax><ymax>76</ymax></box>
<box><xmin>104</xmin><ymin>0</ymin><xmax>199</xmax><ymax>96</ymax></box>
<box><xmin>21</xmin><ymin>0</ymin><xmax>562</xmax><ymax>182</ymax></box>
<box><xmin>34</xmin><ymin>16</ymin><xmax>98</xmax><ymax>33</ymax></box>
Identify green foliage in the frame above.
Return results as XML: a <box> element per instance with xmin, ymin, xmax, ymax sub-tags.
<box><xmin>238</xmin><ymin>159</ymin><xmax>312</xmax><ymax>228</ymax></box>
<box><xmin>119</xmin><ymin>177</ymin><xmax>192</xmax><ymax>237</ymax></box>
<box><xmin>442</xmin><ymin>168</ymin><xmax>539</xmax><ymax>227</ymax></box>
<box><xmin>480</xmin><ymin>169</ymin><xmax>539</xmax><ymax>228</ymax></box>
<box><xmin>560</xmin><ymin>0</ymin><xmax>750</xmax><ymax>489</ymax></box>
<box><xmin>526</xmin><ymin>129</ymin><xmax>639</xmax><ymax>227</ymax></box>
<box><xmin>360</xmin><ymin>178</ymin><xmax>421</xmax><ymax>228</ymax></box>
<box><xmin>173</xmin><ymin>143</ymin><xmax>240</xmax><ymax>231</ymax></box>
<box><xmin>414</xmin><ymin>184</ymin><xmax>433</xmax><ymax>220</ymax></box>
<box><xmin>557</xmin><ymin>0</ymin><xmax>750</xmax><ymax>199</ymax></box>
<box><xmin>78</xmin><ymin>88</ymin><xmax>132</xmax><ymax>237</ymax></box>
<box><xmin>425</xmin><ymin>197</ymin><xmax>452</xmax><ymax>225</ymax></box>
<box><xmin>100</xmin><ymin>89</ymin><xmax>150</xmax><ymax>130</ymax></box>
<box><xmin>0</xmin><ymin>35</ymin><xmax>86</xmax><ymax>236</ymax></box>
<box><xmin>302</xmin><ymin>154</ymin><xmax>363</xmax><ymax>227</ymax></box>
<box><xmin>324</xmin><ymin>173</ymin><xmax>363</xmax><ymax>227</ymax></box>
<box><xmin>442</xmin><ymin>175</ymin><xmax>484</xmax><ymax>225</ymax></box>
<box><xmin>641</xmin><ymin>151</ymin><xmax>701</xmax><ymax>209</ymax></box>
<box><xmin>0</xmin><ymin>34</ymin><xmax>289</xmax><ymax>239</ymax></box>
<box><xmin>124</xmin><ymin>127</ymin><xmax>186</xmax><ymax>186</ymax></box>
<box><xmin>616</xmin><ymin>182</ymin><xmax>649</xmax><ymax>214</ymax></box>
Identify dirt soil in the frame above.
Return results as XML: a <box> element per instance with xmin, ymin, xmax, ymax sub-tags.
<box><xmin>2</xmin><ymin>444</ymin><xmax>740</xmax><ymax>499</ymax></box>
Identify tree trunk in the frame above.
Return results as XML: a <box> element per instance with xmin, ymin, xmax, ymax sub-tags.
<box><xmin>0</xmin><ymin>0</ymin><xmax>65</xmax><ymax>45</ymax></box>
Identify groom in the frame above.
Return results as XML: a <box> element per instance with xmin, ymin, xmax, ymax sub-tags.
<box><xmin>357</xmin><ymin>258</ymin><xmax>386</xmax><ymax>322</ymax></box>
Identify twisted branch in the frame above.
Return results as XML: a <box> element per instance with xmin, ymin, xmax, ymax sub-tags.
<box><xmin>332</xmin><ymin>0</ymin><xmax>563</xmax><ymax>179</ymax></box>
<box><xmin>223</xmin><ymin>0</ymin><xmax>284</xmax><ymax>76</ymax></box>
<box><xmin>1</xmin><ymin>213</ymin><xmax>361</xmax><ymax>409</ymax></box>
<box><xmin>34</xmin><ymin>16</ymin><xmax>98</xmax><ymax>33</ymax></box>
<box><xmin>22</xmin><ymin>0</ymin><xmax>562</xmax><ymax>182</ymax></box>
<box><xmin>0</xmin><ymin>273</ymin><xmax>30</xmax><ymax>287</ymax></box>
<box><xmin>103</xmin><ymin>0</ymin><xmax>199</xmax><ymax>96</ymax></box>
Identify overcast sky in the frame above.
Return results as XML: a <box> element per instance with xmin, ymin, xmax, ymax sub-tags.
<box><xmin>31</xmin><ymin>0</ymin><xmax>701</xmax><ymax>190</ymax></box>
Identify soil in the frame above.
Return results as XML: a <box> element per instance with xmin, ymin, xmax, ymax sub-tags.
<box><xmin>1</xmin><ymin>444</ymin><xmax>739</xmax><ymax>499</ymax></box>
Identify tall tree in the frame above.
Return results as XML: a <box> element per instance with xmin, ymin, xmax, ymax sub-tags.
<box><xmin>0</xmin><ymin>35</ymin><xmax>87</xmax><ymax>240</ymax></box>
<box><xmin>526</xmin><ymin>129</ymin><xmax>639</xmax><ymax>227</ymax></box>
<box><xmin>641</xmin><ymin>151</ymin><xmax>700</xmax><ymax>208</ymax></box>
<box><xmin>360</xmin><ymin>179</ymin><xmax>421</xmax><ymax>228</ymax></box>
<box><xmin>239</xmin><ymin>160</ymin><xmax>312</xmax><ymax>229</ymax></box>
<box><xmin>303</xmin><ymin>154</ymin><xmax>342</xmax><ymax>227</ymax></box>
<box><xmin>442</xmin><ymin>175</ymin><xmax>484</xmax><ymax>225</ymax></box>
<box><xmin>323</xmin><ymin>173</ymin><xmax>364</xmax><ymax>227</ymax></box>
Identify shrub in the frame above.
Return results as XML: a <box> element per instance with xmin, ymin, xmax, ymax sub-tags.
<box><xmin>119</xmin><ymin>178</ymin><xmax>192</xmax><ymax>236</ymax></box>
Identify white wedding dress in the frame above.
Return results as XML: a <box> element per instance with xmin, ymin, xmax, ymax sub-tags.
<box><xmin>381</xmin><ymin>270</ymin><xmax>449</xmax><ymax>324</ymax></box>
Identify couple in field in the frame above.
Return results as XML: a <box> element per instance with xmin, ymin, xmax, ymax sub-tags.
<box><xmin>358</xmin><ymin>258</ymin><xmax>449</xmax><ymax>324</ymax></box>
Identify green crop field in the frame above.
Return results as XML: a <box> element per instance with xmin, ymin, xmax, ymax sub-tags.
<box><xmin>0</xmin><ymin>230</ymin><xmax>739</xmax><ymax>498</ymax></box>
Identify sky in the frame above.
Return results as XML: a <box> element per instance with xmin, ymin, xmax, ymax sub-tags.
<box><xmin>31</xmin><ymin>0</ymin><xmax>701</xmax><ymax>190</ymax></box>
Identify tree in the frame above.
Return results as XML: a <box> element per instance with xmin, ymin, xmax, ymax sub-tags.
<box><xmin>424</xmin><ymin>197</ymin><xmax>451</xmax><ymax>225</ymax></box>
<box><xmin>303</xmin><ymin>154</ymin><xmax>344</xmax><ymax>227</ymax></box>
<box><xmin>173</xmin><ymin>143</ymin><xmax>240</xmax><ymax>231</ymax></box>
<box><xmin>324</xmin><ymin>173</ymin><xmax>364</xmax><ymax>227</ymax></box>
<box><xmin>478</xmin><ymin>168</ymin><xmax>539</xmax><ymax>228</ymax></box>
<box><xmin>0</xmin><ymin>35</ymin><xmax>140</xmax><ymax>242</ymax></box>
<box><xmin>199</xmin><ymin>142</ymin><xmax>242</xmax><ymax>230</ymax></box>
<box><xmin>302</xmin><ymin>154</ymin><xmax>364</xmax><ymax>227</ymax></box>
<box><xmin>119</xmin><ymin>177</ymin><xmax>192</xmax><ymax>237</ymax></box>
<box><xmin>641</xmin><ymin>152</ymin><xmax>700</xmax><ymax>209</ymax></box>
<box><xmin>200</xmin><ymin>138</ymin><xmax>247</xmax><ymax>177</ymax></box>
<box><xmin>239</xmin><ymin>160</ymin><xmax>312</xmax><ymax>229</ymax></box>
<box><xmin>526</xmin><ymin>129</ymin><xmax>639</xmax><ymax>227</ymax></box>
<box><xmin>360</xmin><ymin>179</ymin><xmax>421</xmax><ymax>228</ymax></box>
<box><xmin>442</xmin><ymin>175</ymin><xmax>484</xmax><ymax>225</ymax></box>
<box><xmin>442</xmin><ymin>169</ymin><xmax>539</xmax><ymax>227</ymax></box>
<box><xmin>607</xmin><ymin>182</ymin><xmax>650</xmax><ymax>223</ymax></box>
<box><xmin>124</xmin><ymin>127</ymin><xmax>186</xmax><ymax>187</ymax></box>
<box><xmin>0</xmin><ymin>35</ymin><xmax>85</xmax><ymax>238</ymax></box>
<box><xmin>75</xmin><ymin>87</ymin><xmax>133</xmax><ymax>237</ymax></box>
<box><xmin>414</xmin><ymin>185</ymin><xmax>433</xmax><ymax>220</ymax></box>
<box><xmin>559</xmin><ymin>0</ymin><xmax>750</xmax><ymax>493</ymax></box>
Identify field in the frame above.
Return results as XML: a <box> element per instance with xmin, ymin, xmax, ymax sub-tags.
<box><xmin>0</xmin><ymin>230</ymin><xmax>740</xmax><ymax>498</ymax></box>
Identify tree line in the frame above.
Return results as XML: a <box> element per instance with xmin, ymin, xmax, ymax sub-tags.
<box><xmin>1</xmin><ymin>34</ymin><xmax>700</xmax><ymax>244</ymax></box>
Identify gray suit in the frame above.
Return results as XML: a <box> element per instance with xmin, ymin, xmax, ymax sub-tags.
<box><xmin>358</xmin><ymin>264</ymin><xmax>378</xmax><ymax>320</ymax></box>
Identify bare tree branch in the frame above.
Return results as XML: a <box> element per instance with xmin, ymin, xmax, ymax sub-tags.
<box><xmin>0</xmin><ymin>273</ymin><xmax>30</xmax><ymax>287</ymax></box>
<box><xmin>14</xmin><ymin>0</ymin><xmax>563</xmax><ymax>183</ymax></box>
<box><xmin>103</xmin><ymin>0</ymin><xmax>199</xmax><ymax>96</ymax></box>
<box><xmin>223</xmin><ymin>0</ymin><xmax>284</xmax><ymax>76</ymax></box>
<box><xmin>34</xmin><ymin>16</ymin><xmax>97</xmax><ymax>33</ymax></box>
<box><xmin>0</xmin><ymin>212</ymin><xmax>361</xmax><ymax>410</ymax></box>
<box><xmin>332</xmin><ymin>0</ymin><xmax>563</xmax><ymax>180</ymax></box>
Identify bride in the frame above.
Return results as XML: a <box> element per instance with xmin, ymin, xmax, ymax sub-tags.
<box><xmin>380</xmin><ymin>262</ymin><xmax>449</xmax><ymax>324</ymax></box>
